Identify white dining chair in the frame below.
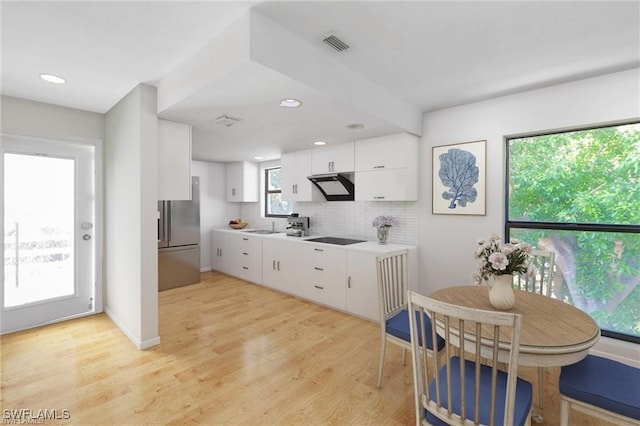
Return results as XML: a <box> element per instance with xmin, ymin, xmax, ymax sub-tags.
<box><xmin>514</xmin><ymin>248</ymin><xmax>556</xmax><ymax>410</ymax></box>
<box><xmin>376</xmin><ymin>250</ymin><xmax>444</xmax><ymax>388</ymax></box>
<box><xmin>407</xmin><ymin>290</ymin><xmax>533</xmax><ymax>426</ymax></box>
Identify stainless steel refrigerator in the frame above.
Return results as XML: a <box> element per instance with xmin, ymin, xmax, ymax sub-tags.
<box><xmin>158</xmin><ymin>176</ymin><xmax>201</xmax><ymax>291</ymax></box>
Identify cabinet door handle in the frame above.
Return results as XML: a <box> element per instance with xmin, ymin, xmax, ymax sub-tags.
<box><xmin>243</xmin><ymin>266</ymin><xmax>249</xmax><ymax>270</ymax></box>
<box><xmin>348</xmin><ymin>276</ymin><xmax>351</xmax><ymax>288</ymax></box>
<box><xmin>272</xmin><ymin>260</ymin><xmax>276</xmax><ymax>270</ymax></box>
<box><xmin>232</xmin><ymin>188</ymin><xmax>236</xmax><ymax>196</ymax></box>
<box><xmin>277</xmin><ymin>261</ymin><xmax>280</xmax><ymax>271</ymax></box>
<box><xmin>373</xmin><ymin>196</ymin><xmax>385</xmax><ymax>200</ymax></box>
<box><xmin>314</xmin><ymin>248</ymin><xmax>324</xmax><ymax>252</ymax></box>
<box><xmin>243</xmin><ymin>252</ymin><xmax>249</xmax><ymax>255</ymax></box>
<box><xmin>314</xmin><ymin>285</ymin><xmax>324</xmax><ymax>290</ymax></box>
<box><xmin>373</xmin><ymin>165</ymin><xmax>385</xmax><ymax>169</ymax></box>
<box><xmin>314</xmin><ymin>267</ymin><xmax>324</xmax><ymax>271</ymax></box>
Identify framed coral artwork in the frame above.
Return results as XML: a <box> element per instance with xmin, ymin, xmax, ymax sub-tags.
<box><xmin>432</xmin><ymin>140</ymin><xmax>486</xmax><ymax>215</ymax></box>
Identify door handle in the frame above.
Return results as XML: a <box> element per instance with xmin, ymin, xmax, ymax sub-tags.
<box><xmin>277</xmin><ymin>261</ymin><xmax>280</xmax><ymax>271</ymax></box>
<box><xmin>273</xmin><ymin>260</ymin><xmax>276</xmax><ymax>270</ymax></box>
<box><xmin>314</xmin><ymin>285</ymin><xmax>324</xmax><ymax>290</ymax></box>
<box><xmin>348</xmin><ymin>276</ymin><xmax>351</xmax><ymax>288</ymax></box>
<box><xmin>314</xmin><ymin>267</ymin><xmax>324</xmax><ymax>271</ymax></box>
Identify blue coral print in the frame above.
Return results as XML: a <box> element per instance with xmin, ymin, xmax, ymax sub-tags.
<box><xmin>438</xmin><ymin>148</ymin><xmax>479</xmax><ymax>209</ymax></box>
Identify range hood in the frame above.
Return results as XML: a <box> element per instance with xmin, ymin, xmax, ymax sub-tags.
<box><xmin>307</xmin><ymin>173</ymin><xmax>354</xmax><ymax>201</ymax></box>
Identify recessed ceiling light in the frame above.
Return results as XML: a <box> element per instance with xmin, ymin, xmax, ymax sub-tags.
<box><xmin>39</xmin><ymin>74</ymin><xmax>66</xmax><ymax>84</ymax></box>
<box><xmin>313</xmin><ymin>141</ymin><xmax>327</xmax><ymax>146</ymax></box>
<box><xmin>347</xmin><ymin>123</ymin><xmax>365</xmax><ymax>130</ymax></box>
<box><xmin>279</xmin><ymin>98</ymin><xmax>302</xmax><ymax>108</ymax></box>
<box><xmin>254</xmin><ymin>156</ymin><xmax>264</xmax><ymax>160</ymax></box>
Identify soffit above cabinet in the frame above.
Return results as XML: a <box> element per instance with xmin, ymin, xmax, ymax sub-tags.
<box><xmin>156</xmin><ymin>10</ymin><xmax>422</xmax><ymax>163</ymax></box>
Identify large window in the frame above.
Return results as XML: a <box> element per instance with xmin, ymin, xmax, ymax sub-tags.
<box><xmin>265</xmin><ymin>167</ymin><xmax>292</xmax><ymax>217</ymax></box>
<box><xmin>506</xmin><ymin>121</ymin><xmax>640</xmax><ymax>343</ymax></box>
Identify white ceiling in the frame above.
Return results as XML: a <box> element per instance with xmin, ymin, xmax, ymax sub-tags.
<box><xmin>2</xmin><ymin>1</ymin><xmax>639</xmax><ymax>162</ymax></box>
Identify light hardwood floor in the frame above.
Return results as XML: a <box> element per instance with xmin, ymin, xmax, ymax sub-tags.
<box><xmin>1</xmin><ymin>271</ymin><xmax>609</xmax><ymax>425</ymax></box>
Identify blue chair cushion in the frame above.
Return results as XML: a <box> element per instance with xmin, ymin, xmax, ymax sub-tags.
<box><xmin>426</xmin><ymin>356</ymin><xmax>533</xmax><ymax>426</ymax></box>
<box><xmin>386</xmin><ymin>309</ymin><xmax>445</xmax><ymax>351</ymax></box>
<box><xmin>559</xmin><ymin>354</ymin><xmax>640</xmax><ymax>420</ymax></box>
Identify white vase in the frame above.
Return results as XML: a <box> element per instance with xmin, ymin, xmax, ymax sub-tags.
<box><xmin>489</xmin><ymin>274</ymin><xmax>515</xmax><ymax>310</ymax></box>
<box><xmin>377</xmin><ymin>227</ymin><xmax>389</xmax><ymax>244</ymax></box>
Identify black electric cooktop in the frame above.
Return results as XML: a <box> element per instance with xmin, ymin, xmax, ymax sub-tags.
<box><xmin>305</xmin><ymin>236</ymin><xmax>366</xmax><ymax>246</ymax></box>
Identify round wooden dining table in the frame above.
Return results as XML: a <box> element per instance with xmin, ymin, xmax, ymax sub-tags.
<box><xmin>429</xmin><ymin>285</ymin><xmax>601</xmax><ymax>368</ymax></box>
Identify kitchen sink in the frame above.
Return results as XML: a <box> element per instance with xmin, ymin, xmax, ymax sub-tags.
<box><xmin>242</xmin><ymin>229</ymin><xmax>279</xmax><ymax>234</ymax></box>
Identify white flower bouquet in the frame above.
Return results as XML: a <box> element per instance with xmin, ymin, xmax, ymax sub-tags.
<box><xmin>473</xmin><ymin>234</ymin><xmax>535</xmax><ymax>285</ymax></box>
<box><xmin>372</xmin><ymin>215</ymin><xmax>397</xmax><ymax>229</ymax></box>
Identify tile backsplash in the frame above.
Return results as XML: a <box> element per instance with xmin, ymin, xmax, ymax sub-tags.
<box><xmin>241</xmin><ymin>201</ymin><xmax>419</xmax><ymax>245</ymax></box>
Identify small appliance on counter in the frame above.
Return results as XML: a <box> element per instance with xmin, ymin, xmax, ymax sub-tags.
<box><xmin>286</xmin><ymin>214</ymin><xmax>310</xmax><ymax>237</ymax></box>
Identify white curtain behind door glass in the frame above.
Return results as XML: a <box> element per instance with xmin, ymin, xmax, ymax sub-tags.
<box><xmin>4</xmin><ymin>153</ymin><xmax>75</xmax><ymax>307</ymax></box>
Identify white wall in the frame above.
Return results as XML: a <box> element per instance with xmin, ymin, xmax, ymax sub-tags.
<box><xmin>104</xmin><ymin>84</ymin><xmax>159</xmax><ymax>349</ymax></box>
<box><xmin>419</xmin><ymin>68</ymin><xmax>640</xmax><ymax>294</ymax></box>
<box><xmin>191</xmin><ymin>160</ymin><xmax>241</xmax><ymax>271</ymax></box>
<box><xmin>419</xmin><ymin>68</ymin><xmax>640</xmax><ymax>364</ymax></box>
<box><xmin>1</xmin><ymin>96</ymin><xmax>104</xmax><ymax>144</ymax></box>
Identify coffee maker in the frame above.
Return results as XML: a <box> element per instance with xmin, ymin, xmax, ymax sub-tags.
<box><xmin>286</xmin><ymin>214</ymin><xmax>310</xmax><ymax>237</ymax></box>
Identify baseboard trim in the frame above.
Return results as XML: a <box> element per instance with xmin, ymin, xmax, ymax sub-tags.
<box><xmin>104</xmin><ymin>306</ymin><xmax>160</xmax><ymax>350</ymax></box>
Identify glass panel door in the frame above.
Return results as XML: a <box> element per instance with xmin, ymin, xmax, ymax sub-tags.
<box><xmin>1</xmin><ymin>136</ymin><xmax>95</xmax><ymax>333</ymax></box>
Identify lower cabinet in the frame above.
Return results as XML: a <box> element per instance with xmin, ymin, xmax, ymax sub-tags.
<box><xmin>299</xmin><ymin>244</ymin><xmax>347</xmax><ymax>311</ymax></box>
<box><xmin>211</xmin><ymin>230</ymin><xmax>230</xmax><ymax>275</ymax></box>
<box><xmin>211</xmin><ymin>230</ymin><xmax>414</xmax><ymax>323</ymax></box>
<box><xmin>346</xmin><ymin>250</ymin><xmax>380</xmax><ymax>321</ymax></box>
<box><xmin>262</xmin><ymin>239</ymin><xmax>300</xmax><ymax>294</ymax></box>
<box><xmin>228</xmin><ymin>233</ymin><xmax>262</xmax><ymax>284</ymax></box>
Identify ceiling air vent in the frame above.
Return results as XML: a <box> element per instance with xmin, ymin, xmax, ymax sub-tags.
<box><xmin>213</xmin><ymin>114</ymin><xmax>243</xmax><ymax>128</ymax></box>
<box><xmin>322</xmin><ymin>34</ymin><xmax>350</xmax><ymax>52</ymax></box>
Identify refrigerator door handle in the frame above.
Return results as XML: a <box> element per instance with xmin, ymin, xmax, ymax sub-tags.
<box><xmin>164</xmin><ymin>201</ymin><xmax>171</xmax><ymax>243</ymax></box>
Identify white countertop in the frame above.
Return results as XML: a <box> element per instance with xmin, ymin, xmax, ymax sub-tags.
<box><xmin>214</xmin><ymin>228</ymin><xmax>417</xmax><ymax>253</ymax></box>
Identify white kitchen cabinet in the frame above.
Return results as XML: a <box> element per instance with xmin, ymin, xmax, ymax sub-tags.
<box><xmin>262</xmin><ymin>239</ymin><xmax>300</xmax><ymax>294</ymax></box>
<box><xmin>354</xmin><ymin>133</ymin><xmax>418</xmax><ymax>171</ymax></box>
<box><xmin>311</xmin><ymin>141</ymin><xmax>355</xmax><ymax>174</ymax></box>
<box><xmin>226</xmin><ymin>161</ymin><xmax>258</xmax><ymax>202</ymax></box>
<box><xmin>228</xmin><ymin>233</ymin><xmax>262</xmax><ymax>284</ymax></box>
<box><xmin>354</xmin><ymin>133</ymin><xmax>418</xmax><ymax>201</ymax></box>
<box><xmin>355</xmin><ymin>168</ymin><xmax>417</xmax><ymax>201</ymax></box>
<box><xmin>346</xmin><ymin>251</ymin><xmax>380</xmax><ymax>321</ymax></box>
<box><xmin>299</xmin><ymin>244</ymin><xmax>347</xmax><ymax>310</ymax></box>
<box><xmin>211</xmin><ymin>230</ymin><xmax>230</xmax><ymax>274</ymax></box>
<box><xmin>281</xmin><ymin>150</ymin><xmax>322</xmax><ymax>202</ymax></box>
<box><xmin>158</xmin><ymin>119</ymin><xmax>192</xmax><ymax>200</ymax></box>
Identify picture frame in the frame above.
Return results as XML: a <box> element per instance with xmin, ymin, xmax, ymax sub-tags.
<box><xmin>432</xmin><ymin>140</ymin><xmax>486</xmax><ymax>215</ymax></box>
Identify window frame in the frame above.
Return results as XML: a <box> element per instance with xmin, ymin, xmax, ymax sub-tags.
<box><xmin>504</xmin><ymin>119</ymin><xmax>640</xmax><ymax>344</ymax></box>
<box><xmin>264</xmin><ymin>166</ymin><xmax>291</xmax><ymax>218</ymax></box>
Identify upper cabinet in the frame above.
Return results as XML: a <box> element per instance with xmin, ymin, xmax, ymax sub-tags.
<box><xmin>158</xmin><ymin>119</ymin><xmax>192</xmax><ymax>200</ymax></box>
<box><xmin>355</xmin><ymin>133</ymin><xmax>417</xmax><ymax>171</ymax></box>
<box><xmin>226</xmin><ymin>161</ymin><xmax>258</xmax><ymax>202</ymax></box>
<box><xmin>281</xmin><ymin>149</ymin><xmax>323</xmax><ymax>202</ymax></box>
<box><xmin>311</xmin><ymin>141</ymin><xmax>355</xmax><ymax>174</ymax></box>
<box><xmin>354</xmin><ymin>133</ymin><xmax>419</xmax><ymax>201</ymax></box>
